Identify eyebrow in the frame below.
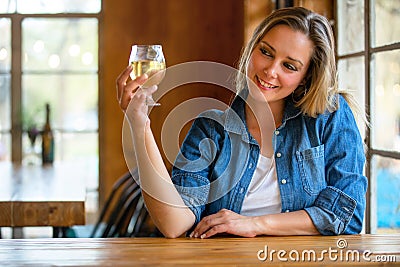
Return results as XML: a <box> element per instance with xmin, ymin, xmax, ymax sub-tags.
<box><xmin>260</xmin><ymin>41</ymin><xmax>304</xmax><ymax>66</ymax></box>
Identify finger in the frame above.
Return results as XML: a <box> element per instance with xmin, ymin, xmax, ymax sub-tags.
<box><xmin>200</xmin><ymin>224</ymin><xmax>228</xmax><ymax>239</ymax></box>
<box><xmin>190</xmin><ymin>213</ymin><xmax>224</xmax><ymax>238</ymax></box>
<box><xmin>120</xmin><ymin>74</ymin><xmax>149</xmax><ymax>111</ymax></box>
<box><xmin>116</xmin><ymin>65</ymin><xmax>133</xmax><ymax>101</ymax></box>
<box><xmin>130</xmin><ymin>73</ymin><xmax>149</xmax><ymax>89</ymax></box>
<box><xmin>129</xmin><ymin>91</ymin><xmax>147</xmax><ymax>112</ymax></box>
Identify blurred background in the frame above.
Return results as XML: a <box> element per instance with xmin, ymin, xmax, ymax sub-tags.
<box><xmin>0</xmin><ymin>0</ymin><xmax>399</xmax><ymax>237</ymax></box>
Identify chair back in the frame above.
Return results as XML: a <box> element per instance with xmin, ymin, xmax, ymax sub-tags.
<box><xmin>90</xmin><ymin>169</ymin><xmax>140</xmax><ymax>237</ymax></box>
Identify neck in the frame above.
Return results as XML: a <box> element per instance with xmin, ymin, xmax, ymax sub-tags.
<box><xmin>268</xmin><ymin>100</ymin><xmax>285</xmax><ymax>128</ymax></box>
<box><xmin>245</xmin><ymin>97</ymin><xmax>285</xmax><ymax>129</ymax></box>
<box><xmin>245</xmin><ymin>98</ymin><xmax>284</xmax><ymax>157</ymax></box>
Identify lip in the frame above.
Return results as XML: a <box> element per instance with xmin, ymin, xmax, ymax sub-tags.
<box><xmin>256</xmin><ymin>76</ymin><xmax>278</xmax><ymax>91</ymax></box>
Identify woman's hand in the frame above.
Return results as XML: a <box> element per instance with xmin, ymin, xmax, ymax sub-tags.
<box><xmin>190</xmin><ymin>209</ymin><xmax>262</xmax><ymax>239</ymax></box>
<box><xmin>116</xmin><ymin>65</ymin><xmax>146</xmax><ymax>111</ymax></box>
<box><xmin>116</xmin><ymin>65</ymin><xmax>157</xmax><ymax>129</ymax></box>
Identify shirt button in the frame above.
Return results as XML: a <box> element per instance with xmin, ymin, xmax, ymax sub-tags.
<box><xmin>281</xmin><ymin>179</ymin><xmax>287</xmax><ymax>184</ymax></box>
<box><xmin>285</xmin><ymin>209</ymin><xmax>290</xmax><ymax>213</ymax></box>
<box><xmin>248</xmin><ymin>163</ymin><xmax>253</xmax><ymax>169</ymax></box>
<box><xmin>239</xmin><ymin>188</ymin><xmax>245</xmax><ymax>194</ymax></box>
<box><xmin>275</xmin><ymin>130</ymin><xmax>280</xmax><ymax>135</ymax></box>
<box><xmin>276</xmin><ymin>152</ymin><xmax>282</xmax><ymax>158</ymax></box>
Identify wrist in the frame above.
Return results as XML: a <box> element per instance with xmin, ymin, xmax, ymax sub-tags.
<box><xmin>253</xmin><ymin>215</ymin><xmax>270</xmax><ymax>236</ymax></box>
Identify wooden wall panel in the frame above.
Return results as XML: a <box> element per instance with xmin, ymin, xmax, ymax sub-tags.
<box><xmin>294</xmin><ymin>0</ymin><xmax>333</xmax><ymax>19</ymax></box>
<box><xmin>244</xmin><ymin>0</ymin><xmax>275</xmax><ymax>44</ymax></box>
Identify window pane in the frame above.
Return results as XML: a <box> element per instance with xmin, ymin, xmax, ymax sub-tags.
<box><xmin>17</xmin><ymin>0</ymin><xmax>101</xmax><ymax>14</ymax></box>
<box><xmin>0</xmin><ymin>132</ymin><xmax>10</xmax><ymax>161</ymax></box>
<box><xmin>56</xmin><ymin>132</ymin><xmax>98</xmax><ymax>162</ymax></box>
<box><xmin>22</xmin><ymin>18</ymin><xmax>98</xmax><ymax>72</ymax></box>
<box><xmin>337</xmin><ymin>57</ymin><xmax>366</xmax><ymax>138</ymax></box>
<box><xmin>0</xmin><ymin>0</ymin><xmax>16</xmax><ymax>13</ymax></box>
<box><xmin>22</xmin><ymin>74</ymin><xmax>98</xmax><ymax>131</ymax></box>
<box><xmin>373</xmin><ymin>156</ymin><xmax>400</xmax><ymax>233</ymax></box>
<box><xmin>372</xmin><ymin>0</ymin><xmax>400</xmax><ymax>47</ymax></box>
<box><xmin>371</xmin><ymin>50</ymin><xmax>400</xmax><ymax>152</ymax></box>
<box><xmin>54</xmin><ymin>131</ymin><xmax>99</xmax><ymax>191</ymax></box>
<box><xmin>0</xmin><ymin>74</ymin><xmax>11</xmax><ymax>130</ymax></box>
<box><xmin>21</xmin><ymin>131</ymin><xmax>98</xmax><ymax>187</ymax></box>
<box><xmin>337</xmin><ymin>0</ymin><xmax>364</xmax><ymax>55</ymax></box>
<box><xmin>56</xmin><ymin>132</ymin><xmax>98</xmax><ymax>189</ymax></box>
<box><xmin>0</xmin><ymin>18</ymin><xmax>11</xmax><ymax>72</ymax></box>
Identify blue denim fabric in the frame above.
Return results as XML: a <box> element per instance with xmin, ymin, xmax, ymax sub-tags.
<box><xmin>171</xmin><ymin>90</ymin><xmax>367</xmax><ymax>235</ymax></box>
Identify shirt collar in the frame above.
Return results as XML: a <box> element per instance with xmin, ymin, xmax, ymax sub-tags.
<box><xmin>225</xmin><ymin>88</ymin><xmax>303</xmax><ymax>133</ymax></box>
<box><xmin>282</xmin><ymin>98</ymin><xmax>302</xmax><ymax>123</ymax></box>
<box><xmin>225</xmin><ymin>87</ymin><xmax>302</xmax><ymax>138</ymax></box>
<box><xmin>224</xmin><ymin>89</ymin><xmax>248</xmax><ymax>135</ymax></box>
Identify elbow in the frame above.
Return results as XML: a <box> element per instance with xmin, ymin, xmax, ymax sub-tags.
<box><xmin>154</xmin><ymin>218</ymin><xmax>191</xmax><ymax>238</ymax></box>
<box><xmin>164</xmin><ymin>232</ymin><xmax>185</xmax><ymax>239</ymax></box>
<box><xmin>159</xmin><ymin>227</ymin><xmax>187</xmax><ymax>239</ymax></box>
<box><xmin>152</xmin><ymin>209</ymin><xmax>195</xmax><ymax>238</ymax></box>
<box><xmin>342</xmin><ymin>218</ymin><xmax>364</xmax><ymax>235</ymax></box>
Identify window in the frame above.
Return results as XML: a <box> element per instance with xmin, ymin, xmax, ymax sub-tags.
<box><xmin>336</xmin><ymin>0</ymin><xmax>400</xmax><ymax>233</ymax></box>
<box><xmin>0</xmin><ymin>17</ymin><xmax>11</xmax><ymax>161</ymax></box>
<box><xmin>0</xmin><ymin>1</ymin><xmax>101</xmax><ymax>191</ymax></box>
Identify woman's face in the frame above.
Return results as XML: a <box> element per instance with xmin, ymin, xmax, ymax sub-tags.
<box><xmin>247</xmin><ymin>24</ymin><xmax>314</xmax><ymax>105</ymax></box>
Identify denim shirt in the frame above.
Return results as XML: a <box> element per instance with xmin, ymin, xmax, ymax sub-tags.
<box><xmin>171</xmin><ymin>90</ymin><xmax>367</xmax><ymax>235</ymax></box>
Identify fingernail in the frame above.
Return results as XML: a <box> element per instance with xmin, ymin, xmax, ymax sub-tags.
<box><xmin>200</xmin><ymin>234</ymin><xmax>206</xmax><ymax>239</ymax></box>
<box><xmin>194</xmin><ymin>232</ymin><xmax>198</xmax><ymax>238</ymax></box>
<box><xmin>189</xmin><ymin>232</ymin><xmax>194</xmax><ymax>238</ymax></box>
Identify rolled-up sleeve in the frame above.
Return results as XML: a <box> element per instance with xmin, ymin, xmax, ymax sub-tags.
<box><xmin>172</xmin><ymin>173</ymin><xmax>210</xmax><ymax>224</ymax></box>
<box><xmin>305</xmin><ymin>186</ymin><xmax>360</xmax><ymax>235</ymax></box>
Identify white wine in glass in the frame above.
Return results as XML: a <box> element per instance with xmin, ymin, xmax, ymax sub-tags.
<box><xmin>129</xmin><ymin>45</ymin><xmax>166</xmax><ymax>106</ymax></box>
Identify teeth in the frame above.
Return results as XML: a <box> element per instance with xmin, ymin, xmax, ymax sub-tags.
<box><xmin>258</xmin><ymin>77</ymin><xmax>276</xmax><ymax>88</ymax></box>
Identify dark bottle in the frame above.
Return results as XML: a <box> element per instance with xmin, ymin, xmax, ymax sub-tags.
<box><xmin>41</xmin><ymin>103</ymin><xmax>54</xmax><ymax>165</ymax></box>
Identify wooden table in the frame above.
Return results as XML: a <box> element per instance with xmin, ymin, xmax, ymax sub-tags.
<box><xmin>0</xmin><ymin>235</ymin><xmax>398</xmax><ymax>265</ymax></box>
<box><xmin>0</xmin><ymin>162</ymin><xmax>86</xmax><ymax>237</ymax></box>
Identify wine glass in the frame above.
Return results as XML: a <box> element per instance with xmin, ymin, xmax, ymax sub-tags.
<box><xmin>129</xmin><ymin>44</ymin><xmax>166</xmax><ymax>106</ymax></box>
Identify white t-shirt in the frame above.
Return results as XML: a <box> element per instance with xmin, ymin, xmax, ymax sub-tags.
<box><xmin>240</xmin><ymin>154</ymin><xmax>282</xmax><ymax>216</ymax></box>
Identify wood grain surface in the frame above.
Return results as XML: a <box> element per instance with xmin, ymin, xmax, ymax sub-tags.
<box><xmin>0</xmin><ymin>235</ymin><xmax>398</xmax><ymax>266</ymax></box>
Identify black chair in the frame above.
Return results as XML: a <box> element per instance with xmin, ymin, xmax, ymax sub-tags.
<box><xmin>64</xmin><ymin>168</ymin><xmax>157</xmax><ymax>238</ymax></box>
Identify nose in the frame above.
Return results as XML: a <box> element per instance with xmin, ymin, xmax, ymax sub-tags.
<box><xmin>265</xmin><ymin>61</ymin><xmax>278</xmax><ymax>79</ymax></box>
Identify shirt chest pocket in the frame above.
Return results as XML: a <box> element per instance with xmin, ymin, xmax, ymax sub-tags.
<box><xmin>296</xmin><ymin>145</ymin><xmax>326</xmax><ymax>195</ymax></box>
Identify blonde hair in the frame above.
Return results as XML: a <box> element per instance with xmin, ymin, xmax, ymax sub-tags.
<box><xmin>236</xmin><ymin>7</ymin><xmax>362</xmax><ymax>119</ymax></box>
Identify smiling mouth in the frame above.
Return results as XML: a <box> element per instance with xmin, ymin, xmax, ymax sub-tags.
<box><xmin>256</xmin><ymin>76</ymin><xmax>278</xmax><ymax>90</ymax></box>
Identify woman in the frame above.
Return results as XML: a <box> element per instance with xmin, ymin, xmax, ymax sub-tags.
<box><xmin>116</xmin><ymin>7</ymin><xmax>367</xmax><ymax>238</ymax></box>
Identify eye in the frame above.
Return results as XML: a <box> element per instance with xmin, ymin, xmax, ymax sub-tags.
<box><xmin>284</xmin><ymin>62</ymin><xmax>297</xmax><ymax>71</ymax></box>
<box><xmin>260</xmin><ymin>47</ymin><xmax>272</xmax><ymax>57</ymax></box>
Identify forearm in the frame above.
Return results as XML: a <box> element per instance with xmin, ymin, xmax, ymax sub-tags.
<box><xmin>255</xmin><ymin>210</ymin><xmax>320</xmax><ymax>236</ymax></box>
<box><xmin>133</xmin><ymin>124</ymin><xmax>195</xmax><ymax>238</ymax></box>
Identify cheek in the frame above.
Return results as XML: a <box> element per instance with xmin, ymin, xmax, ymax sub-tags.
<box><xmin>281</xmin><ymin>74</ymin><xmax>304</xmax><ymax>89</ymax></box>
<box><xmin>247</xmin><ymin>52</ymin><xmax>264</xmax><ymax>75</ymax></box>
<box><xmin>246</xmin><ymin>57</ymin><xmax>255</xmax><ymax>76</ymax></box>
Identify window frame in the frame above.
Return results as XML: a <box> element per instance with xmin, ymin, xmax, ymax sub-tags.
<box><xmin>0</xmin><ymin>10</ymin><xmax>102</xmax><ymax>163</ymax></box>
<box><xmin>335</xmin><ymin>0</ymin><xmax>400</xmax><ymax>233</ymax></box>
